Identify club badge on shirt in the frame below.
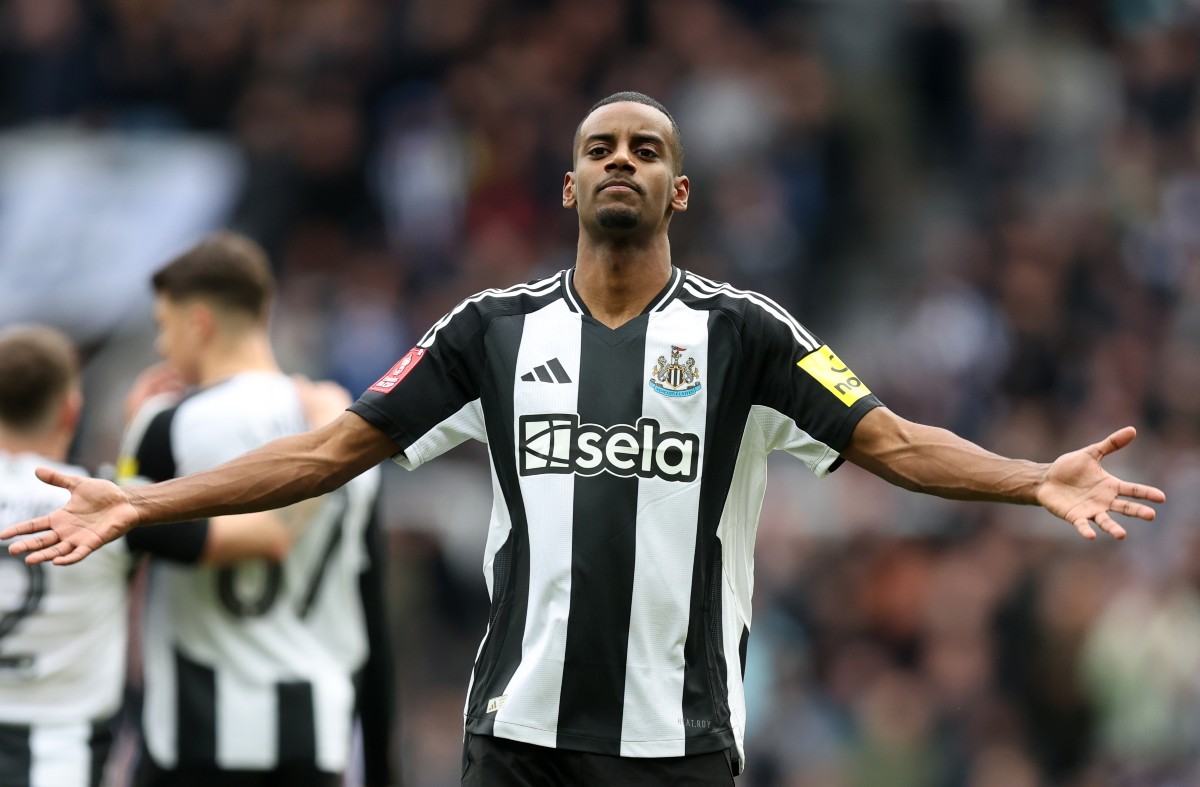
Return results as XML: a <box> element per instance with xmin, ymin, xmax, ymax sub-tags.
<box><xmin>649</xmin><ymin>345</ymin><xmax>702</xmax><ymax>398</ymax></box>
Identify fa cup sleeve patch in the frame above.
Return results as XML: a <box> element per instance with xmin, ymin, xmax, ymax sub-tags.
<box><xmin>368</xmin><ymin>348</ymin><xmax>425</xmax><ymax>393</ymax></box>
<box><xmin>797</xmin><ymin>345</ymin><xmax>871</xmax><ymax>406</ymax></box>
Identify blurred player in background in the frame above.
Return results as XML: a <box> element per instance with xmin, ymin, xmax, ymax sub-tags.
<box><xmin>115</xmin><ymin>233</ymin><xmax>395</xmax><ymax>787</ymax></box>
<box><xmin>4</xmin><ymin>94</ymin><xmax>1164</xmax><ymax>786</ymax></box>
<box><xmin>0</xmin><ymin>326</ymin><xmax>124</xmax><ymax>787</ymax></box>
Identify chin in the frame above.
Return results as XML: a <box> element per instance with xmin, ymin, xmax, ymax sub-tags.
<box><xmin>595</xmin><ymin>206</ymin><xmax>641</xmax><ymax>230</ymax></box>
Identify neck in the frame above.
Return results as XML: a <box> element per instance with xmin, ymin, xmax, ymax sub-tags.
<box><xmin>573</xmin><ymin>231</ymin><xmax>673</xmax><ymax>329</ymax></box>
<box><xmin>198</xmin><ymin>332</ymin><xmax>279</xmax><ymax>385</ymax></box>
<box><xmin>0</xmin><ymin>430</ymin><xmax>70</xmax><ymax>463</ymax></box>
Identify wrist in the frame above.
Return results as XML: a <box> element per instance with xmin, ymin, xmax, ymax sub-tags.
<box><xmin>122</xmin><ymin>485</ymin><xmax>150</xmax><ymax>528</ymax></box>
<box><xmin>1030</xmin><ymin>462</ymin><xmax>1052</xmax><ymax>506</ymax></box>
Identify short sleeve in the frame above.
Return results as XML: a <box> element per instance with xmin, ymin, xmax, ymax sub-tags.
<box><xmin>115</xmin><ymin>395</ymin><xmax>180</xmax><ymax>484</ymax></box>
<box><xmin>745</xmin><ymin>305</ymin><xmax>882</xmax><ymax>475</ymax></box>
<box><xmin>349</xmin><ymin>299</ymin><xmax>488</xmax><ymax>469</ymax></box>
<box><xmin>116</xmin><ymin>396</ymin><xmax>210</xmax><ymax>563</ymax></box>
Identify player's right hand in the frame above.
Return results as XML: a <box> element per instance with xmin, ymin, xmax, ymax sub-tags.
<box><xmin>1</xmin><ymin>467</ymin><xmax>140</xmax><ymax>565</ymax></box>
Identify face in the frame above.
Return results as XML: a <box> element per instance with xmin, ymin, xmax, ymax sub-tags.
<box><xmin>564</xmin><ymin>102</ymin><xmax>688</xmax><ymax>236</ymax></box>
<box><xmin>153</xmin><ymin>295</ymin><xmax>206</xmax><ymax>385</ymax></box>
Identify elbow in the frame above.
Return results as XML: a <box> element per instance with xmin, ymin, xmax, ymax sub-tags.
<box><xmin>846</xmin><ymin>411</ymin><xmax>926</xmax><ymax>492</ymax></box>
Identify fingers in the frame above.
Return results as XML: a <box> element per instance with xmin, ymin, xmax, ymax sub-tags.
<box><xmin>1117</xmin><ymin>480</ymin><xmax>1166</xmax><ymax>504</ymax></box>
<box><xmin>11</xmin><ymin>533</ymin><xmax>68</xmax><ymax>564</ymax></box>
<box><xmin>51</xmin><ymin>542</ymin><xmax>93</xmax><ymax>566</ymax></box>
<box><xmin>1071</xmin><ymin>518</ymin><xmax>1097</xmax><ymax>540</ymax></box>
<box><xmin>1</xmin><ymin>516</ymin><xmax>47</xmax><ymax>541</ymax></box>
<box><xmin>1071</xmin><ymin>513</ymin><xmax>1127</xmax><ymax>541</ymax></box>
<box><xmin>1093</xmin><ymin>511</ymin><xmax>1127</xmax><ymax>540</ymax></box>
<box><xmin>34</xmin><ymin>466</ymin><xmax>78</xmax><ymax>491</ymax></box>
<box><xmin>5</xmin><ymin>526</ymin><xmax>60</xmax><ymax>555</ymax></box>
<box><xmin>18</xmin><ymin>533</ymin><xmax>95</xmax><ymax>566</ymax></box>
<box><xmin>1093</xmin><ymin>426</ymin><xmax>1137</xmax><ymax>458</ymax></box>
<box><xmin>1112</xmin><ymin>498</ymin><xmax>1157</xmax><ymax>521</ymax></box>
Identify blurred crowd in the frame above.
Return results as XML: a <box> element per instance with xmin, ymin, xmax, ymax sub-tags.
<box><xmin>4</xmin><ymin>0</ymin><xmax>1200</xmax><ymax>785</ymax></box>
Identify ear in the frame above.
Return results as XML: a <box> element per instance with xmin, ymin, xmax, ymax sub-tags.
<box><xmin>60</xmin><ymin>389</ymin><xmax>83</xmax><ymax>434</ymax></box>
<box><xmin>189</xmin><ymin>301</ymin><xmax>216</xmax><ymax>343</ymax></box>
<box><xmin>563</xmin><ymin>171</ymin><xmax>577</xmax><ymax>209</ymax></box>
<box><xmin>670</xmin><ymin>175</ymin><xmax>690</xmax><ymax>213</ymax></box>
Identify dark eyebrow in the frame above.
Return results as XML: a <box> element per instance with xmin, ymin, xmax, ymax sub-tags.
<box><xmin>581</xmin><ymin>132</ymin><xmax>667</xmax><ymax>149</ymax></box>
<box><xmin>631</xmin><ymin>133</ymin><xmax>667</xmax><ymax>148</ymax></box>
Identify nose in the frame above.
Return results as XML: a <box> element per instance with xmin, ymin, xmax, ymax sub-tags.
<box><xmin>605</xmin><ymin>144</ymin><xmax>636</xmax><ymax>172</ymax></box>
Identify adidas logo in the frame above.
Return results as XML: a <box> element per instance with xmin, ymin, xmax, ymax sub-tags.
<box><xmin>521</xmin><ymin>358</ymin><xmax>572</xmax><ymax>384</ymax></box>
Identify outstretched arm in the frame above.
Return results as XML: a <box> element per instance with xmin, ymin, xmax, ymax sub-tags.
<box><xmin>842</xmin><ymin>407</ymin><xmax>1165</xmax><ymax>540</ymax></box>
<box><xmin>3</xmin><ymin>411</ymin><xmax>398</xmax><ymax>565</ymax></box>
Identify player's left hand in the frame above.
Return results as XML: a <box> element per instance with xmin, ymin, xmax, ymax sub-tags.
<box><xmin>1036</xmin><ymin>426</ymin><xmax>1165</xmax><ymax>540</ymax></box>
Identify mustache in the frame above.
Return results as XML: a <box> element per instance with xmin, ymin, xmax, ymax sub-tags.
<box><xmin>597</xmin><ymin>178</ymin><xmax>643</xmax><ymax>194</ymax></box>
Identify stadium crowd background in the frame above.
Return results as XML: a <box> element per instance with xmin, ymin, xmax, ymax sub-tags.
<box><xmin>3</xmin><ymin>0</ymin><xmax>1200</xmax><ymax>785</ymax></box>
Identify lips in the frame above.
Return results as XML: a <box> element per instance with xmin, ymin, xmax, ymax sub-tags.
<box><xmin>599</xmin><ymin>180</ymin><xmax>641</xmax><ymax>194</ymax></box>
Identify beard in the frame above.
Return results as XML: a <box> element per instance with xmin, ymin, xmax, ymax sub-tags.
<box><xmin>596</xmin><ymin>204</ymin><xmax>641</xmax><ymax>230</ymax></box>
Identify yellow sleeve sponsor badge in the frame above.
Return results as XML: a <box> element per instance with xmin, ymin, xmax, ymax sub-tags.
<box><xmin>797</xmin><ymin>345</ymin><xmax>872</xmax><ymax>406</ymax></box>
<box><xmin>115</xmin><ymin>455</ymin><xmax>139</xmax><ymax>484</ymax></box>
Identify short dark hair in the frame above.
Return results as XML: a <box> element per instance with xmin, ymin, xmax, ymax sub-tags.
<box><xmin>0</xmin><ymin>325</ymin><xmax>79</xmax><ymax>432</ymax></box>
<box><xmin>152</xmin><ymin>231</ymin><xmax>274</xmax><ymax>319</ymax></box>
<box><xmin>574</xmin><ymin>91</ymin><xmax>685</xmax><ymax>174</ymax></box>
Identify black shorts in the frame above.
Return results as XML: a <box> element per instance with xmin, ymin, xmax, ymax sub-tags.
<box><xmin>134</xmin><ymin>751</ymin><xmax>339</xmax><ymax>787</ymax></box>
<box><xmin>461</xmin><ymin>733</ymin><xmax>736</xmax><ymax>786</ymax></box>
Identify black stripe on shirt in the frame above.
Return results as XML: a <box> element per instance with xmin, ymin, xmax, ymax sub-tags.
<box><xmin>134</xmin><ymin>406</ymin><xmax>179</xmax><ymax>482</ymax></box>
<box><xmin>89</xmin><ymin>716</ymin><xmax>115</xmax><ymax>787</ymax></box>
<box><xmin>0</xmin><ymin>722</ymin><xmax>31</xmax><ymax>787</ymax></box>
<box><xmin>124</xmin><ymin>403</ymin><xmax>211</xmax><ymax>563</ymax></box>
<box><xmin>556</xmin><ymin>317</ymin><xmax>648</xmax><ymax>753</ymax></box>
<box><xmin>276</xmin><ymin>680</ymin><xmax>317</xmax><ymax>767</ymax></box>
<box><xmin>466</xmin><ymin>314</ymin><xmax>531</xmax><ymax>735</ymax></box>
<box><xmin>175</xmin><ymin>649</ymin><xmax>217</xmax><ymax>767</ymax></box>
<box><xmin>682</xmin><ymin>311</ymin><xmax>743</xmax><ymax>755</ymax></box>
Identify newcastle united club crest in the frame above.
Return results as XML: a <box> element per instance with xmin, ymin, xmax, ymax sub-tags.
<box><xmin>649</xmin><ymin>345</ymin><xmax>702</xmax><ymax>398</ymax></box>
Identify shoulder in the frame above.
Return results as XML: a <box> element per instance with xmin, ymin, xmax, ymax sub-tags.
<box><xmin>0</xmin><ymin>453</ymin><xmax>88</xmax><ymax>499</ymax></box>
<box><xmin>0</xmin><ymin>454</ymin><xmax>100</xmax><ymax>548</ymax></box>
<box><xmin>125</xmin><ymin>392</ymin><xmax>184</xmax><ymax>445</ymax></box>
<box><xmin>173</xmin><ymin>373</ymin><xmax>303</xmax><ymax>452</ymax></box>
<box><xmin>418</xmin><ymin>271</ymin><xmax>568</xmax><ymax>346</ymax></box>
<box><xmin>677</xmin><ymin>271</ymin><xmax>821</xmax><ymax>351</ymax></box>
<box><xmin>177</xmin><ymin>372</ymin><xmax>298</xmax><ymax>422</ymax></box>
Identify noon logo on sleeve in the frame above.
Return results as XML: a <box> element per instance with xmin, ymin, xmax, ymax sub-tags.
<box><xmin>797</xmin><ymin>345</ymin><xmax>871</xmax><ymax>406</ymax></box>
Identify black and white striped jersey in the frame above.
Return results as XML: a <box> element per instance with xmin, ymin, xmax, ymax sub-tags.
<box><xmin>350</xmin><ymin>267</ymin><xmax>882</xmax><ymax>771</ymax></box>
<box><xmin>118</xmin><ymin>373</ymin><xmax>383</xmax><ymax>773</ymax></box>
<box><xmin>0</xmin><ymin>452</ymin><xmax>128</xmax><ymax>787</ymax></box>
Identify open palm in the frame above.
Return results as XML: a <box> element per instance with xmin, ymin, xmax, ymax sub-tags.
<box><xmin>2</xmin><ymin>466</ymin><xmax>140</xmax><ymax>565</ymax></box>
<box><xmin>1036</xmin><ymin>427</ymin><xmax>1165</xmax><ymax>540</ymax></box>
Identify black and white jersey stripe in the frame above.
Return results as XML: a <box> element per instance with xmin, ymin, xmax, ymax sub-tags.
<box><xmin>0</xmin><ymin>716</ymin><xmax>114</xmax><ymax>787</ymax></box>
<box><xmin>418</xmin><ymin>273</ymin><xmax>563</xmax><ymax>349</ymax></box>
<box><xmin>119</xmin><ymin>373</ymin><xmax>382</xmax><ymax>773</ymax></box>
<box><xmin>681</xmin><ymin>271</ymin><xmax>820</xmax><ymax>352</ymax></box>
<box><xmin>350</xmin><ymin>267</ymin><xmax>881</xmax><ymax>772</ymax></box>
<box><xmin>0</xmin><ymin>453</ymin><xmax>129</xmax><ymax>787</ymax></box>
